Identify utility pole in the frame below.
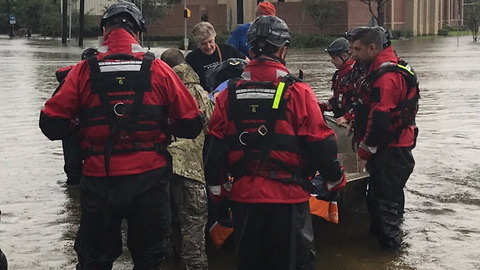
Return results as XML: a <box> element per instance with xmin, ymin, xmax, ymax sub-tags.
<box><xmin>6</xmin><ymin>0</ymin><xmax>14</xmax><ymax>38</ymax></box>
<box><xmin>78</xmin><ymin>0</ymin><xmax>85</xmax><ymax>46</ymax></box>
<box><xmin>68</xmin><ymin>0</ymin><xmax>72</xmax><ymax>42</ymax></box>
<box><xmin>183</xmin><ymin>0</ymin><xmax>190</xmax><ymax>51</ymax></box>
<box><xmin>62</xmin><ymin>0</ymin><xmax>68</xmax><ymax>44</ymax></box>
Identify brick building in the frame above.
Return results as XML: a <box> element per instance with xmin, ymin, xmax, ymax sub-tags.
<box><xmin>77</xmin><ymin>0</ymin><xmax>464</xmax><ymax>37</ymax></box>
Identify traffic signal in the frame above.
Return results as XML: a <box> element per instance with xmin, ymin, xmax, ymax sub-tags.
<box><xmin>184</xmin><ymin>8</ymin><xmax>191</xmax><ymax>18</ymax></box>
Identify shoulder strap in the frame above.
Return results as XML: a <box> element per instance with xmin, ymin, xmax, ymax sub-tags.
<box><xmin>86</xmin><ymin>52</ymin><xmax>157</xmax><ymax>175</ymax></box>
<box><xmin>368</xmin><ymin>63</ymin><xmax>417</xmax><ymax>87</ymax></box>
<box><xmin>216</xmin><ymin>44</ymin><xmax>223</xmax><ymax>62</ymax></box>
<box><xmin>331</xmin><ymin>70</ymin><xmax>339</xmax><ymax>89</ymax></box>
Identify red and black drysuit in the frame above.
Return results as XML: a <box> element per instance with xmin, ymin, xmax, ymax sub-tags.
<box><xmin>53</xmin><ymin>48</ymin><xmax>97</xmax><ymax>186</ymax></box>
<box><xmin>355</xmin><ymin>46</ymin><xmax>419</xmax><ymax>249</ymax></box>
<box><xmin>54</xmin><ymin>64</ymin><xmax>84</xmax><ymax>185</ymax></box>
<box><xmin>319</xmin><ymin>59</ymin><xmax>356</xmax><ymax>120</ymax></box>
<box><xmin>203</xmin><ymin>59</ymin><xmax>345</xmax><ymax>270</ymax></box>
<box><xmin>39</xmin><ymin>28</ymin><xmax>203</xmax><ymax>269</ymax></box>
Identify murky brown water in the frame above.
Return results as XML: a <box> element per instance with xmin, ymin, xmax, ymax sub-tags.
<box><xmin>1</xmin><ymin>35</ymin><xmax>479</xmax><ymax>270</ymax></box>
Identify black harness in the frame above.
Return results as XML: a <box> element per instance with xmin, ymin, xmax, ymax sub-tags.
<box><xmin>355</xmin><ymin>60</ymin><xmax>420</xmax><ymax>146</ymax></box>
<box><xmin>225</xmin><ymin>75</ymin><xmax>307</xmax><ymax>186</ymax></box>
<box><xmin>81</xmin><ymin>52</ymin><xmax>171</xmax><ymax>175</ymax></box>
<box><xmin>329</xmin><ymin>69</ymin><xmax>355</xmax><ymax>118</ymax></box>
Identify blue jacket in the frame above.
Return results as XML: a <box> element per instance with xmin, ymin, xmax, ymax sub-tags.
<box><xmin>227</xmin><ymin>23</ymin><xmax>251</xmax><ymax>56</ymax></box>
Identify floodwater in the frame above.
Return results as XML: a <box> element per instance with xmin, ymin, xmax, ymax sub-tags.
<box><xmin>0</xmin><ymin>35</ymin><xmax>479</xmax><ymax>270</ymax></box>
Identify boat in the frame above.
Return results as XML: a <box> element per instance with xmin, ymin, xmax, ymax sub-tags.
<box><xmin>308</xmin><ymin>114</ymin><xmax>370</xmax><ymax>242</ymax></box>
<box><xmin>314</xmin><ymin>113</ymin><xmax>369</xmax><ymax>219</ymax></box>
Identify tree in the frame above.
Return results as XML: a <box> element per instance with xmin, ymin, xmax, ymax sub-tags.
<box><xmin>71</xmin><ymin>10</ymin><xmax>102</xmax><ymax>37</ymax></box>
<box><xmin>359</xmin><ymin>0</ymin><xmax>391</xmax><ymax>27</ymax></box>
<box><xmin>303</xmin><ymin>0</ymin><xmax>340</xmax><ymax>31</ymax></box>
<box><xmin>0</xmin><ymin>1</ymin><xmax>10</xmax><ymax>34</ymax></box>
<box><xmin>465</xmin><ymin>0</ymin><xmax>480</xmax><ymax>42</ymax></box>
<box><xmin>38</xmin><ymin>1</ymin><xmax>61</xmax><ymax>38</ymax></box>
<box><xmin>130</xmin><ymin>0</ymin><xmax>175</xmax><ymax>30</ymax></box>
<box><xmin>0</xmin><ymin>0</ymin><xmax>61</xmax><ymax>36</ymax></box>
<box><xmin>17</xmin><ymin>0</ymin><xmax>58</xmax><ymax>33</ymax></box>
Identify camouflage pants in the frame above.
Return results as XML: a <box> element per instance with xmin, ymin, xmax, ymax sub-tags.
<box><xmin>170</xmin><ymin>175</ymin><xmax>208</xmax><ymax>270</ymax></box>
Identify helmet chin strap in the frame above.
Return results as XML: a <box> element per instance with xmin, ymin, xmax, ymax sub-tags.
<box><xmin>254</xmin><ymin>46</ymin><xmax>287</xmax><ymax>65</ymax></box>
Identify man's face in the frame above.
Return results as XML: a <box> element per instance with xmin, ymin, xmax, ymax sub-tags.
<box><xmin>350</xmin><ymin>40</ymin><xmax>374</xmax><ymax>64</ymax></box>
<box><xmin>330</xmin><ymin>54</ymin><xmax>347</xmax><ymax>69</ymax></box>
<box><xmin>198</xmin><ymin>35</ymin><xmax>216</xmax><ymax>56</ymax></box>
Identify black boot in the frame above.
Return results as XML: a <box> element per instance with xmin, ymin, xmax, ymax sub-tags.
<box><xmin>377</xmin><ymin>199</ymin><xmax>403</xmax><ymax>250</ymax></box>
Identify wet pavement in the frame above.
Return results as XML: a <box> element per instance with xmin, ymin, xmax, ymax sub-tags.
<box><xmin>0</xmin><ymin>34</ymin><xmax>479</xmax><ymax>270</ymax></box>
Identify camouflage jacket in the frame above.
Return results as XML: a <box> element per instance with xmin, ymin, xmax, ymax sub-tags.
<box><xmin>169</xmin><ymin>63</ymin><xmax>214</xmax><ymax>183</ymax></box>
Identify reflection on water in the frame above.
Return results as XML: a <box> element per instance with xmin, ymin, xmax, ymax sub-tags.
<box><xmin>0</xmin><ymin>35</ymin><xmax>480</xmax><ymax>270</ymax></box>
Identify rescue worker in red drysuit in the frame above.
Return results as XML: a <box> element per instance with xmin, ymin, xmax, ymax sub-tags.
<box><xmin>343</xmin><ymin>27</ymin><xmax>371</xmax><ymax>147</ymax></box>
<box><xmin>203</xmin><ymin>15</ymin><xmax>346</xmax><ymax>270</ymax></box>
<box><xmin>350</xmin><ymin>27</ymin><xmax>418</xmax><ymax>250</ymax></box>
<box><xmin>39</xmin><ymin>1</ymin><xmax>203</xmax><ymax>269</ymax></box>
<box><xmin>319</xmin><ymin>37</ymin><xmax>356</xmax><ymax>126</ymax></box>
<box><xmin>54</xmin><ymin>65</ymin><xmax>84</xmax><ymax>186</ymax></box>
<box><xmin>54</xmin><ymin>48</ymin><xmax>98</xmax><ymax>186</ymax></box>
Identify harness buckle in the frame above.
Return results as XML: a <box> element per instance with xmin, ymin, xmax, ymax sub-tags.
<box><xmin>113</xmin><ymin>102</ymin><xmax>125</xmax><ymax>117</ymax></box>
<box><xmin>238</xmin><ymin>131</ymin><xmax>249</xmax><ymax>146</ymax></box>
<box><xmin>133</xmin><ymin>141</ymin><xmax>141</xmax><ymax>150</ymax></box>
<box><xmin>258</xmin><ymin>125</ymin><xmax>268</xmax><ymax>136</ymax></box>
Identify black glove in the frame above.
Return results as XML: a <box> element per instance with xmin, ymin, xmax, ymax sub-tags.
<box><xmin>211</xmin><ymin>200</ymin><xmax>233</xmax><ymax>228</ymax></box>
<box><xmin>311</xmin><ymin>175</ymin><xmax>339</xmax><ymax>202</ymax></box>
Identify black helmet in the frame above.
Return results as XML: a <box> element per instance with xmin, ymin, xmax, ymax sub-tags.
<box><xmin>344</xmin><ymin>26</ymin><xmax>369</xmax><ymax>42</ymax></box>
<box><xmin>206</xmin><ymin>58</ymin><xmax>247</xmax><ymax>90</ymax></box>
<box><xmin>247</xmin><ymin>15</ymin><xmax>291</xmax><ymax>48</ymax></box>
<box><xmin>345</xmin><ymin>26</ymin><xmax>392</xmax><ymax>48</ymax></box>
<box><xmin>372</xmin><ymin>26</ymin><xmax>393</xmax><ymax>48</ymax></box>
<box><xmin>100</xmin><ymin>1</ymin><xmax>146</xmax><ymax>33</ymax></box>
<box><xmin>326</xmin><ymin>38</ymin><xmax>349</xmax><ymax>56</ymax></box>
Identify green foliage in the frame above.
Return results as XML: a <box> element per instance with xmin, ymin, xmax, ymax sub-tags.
<box><xmin>37</xmin><ymin>1</ymin><xmax>61</xmax><ymax>37</ymax></box>
<box><xmin>391</xmin><ymin>29</ymin><xmax>413</xmax><ymax>38</ymax></box>
<box><xmin>134</xmin><ymin>0</ymin><xmax>175</xmax><ymax>26</ymax></box>
<box><xmin>442</xmin><ymin>23</ymin><xmax>466</xmax><ymax>31</ymax></box>
<box><xmin>464</xmin><ymin>1</ymin><xmax>480</xmax><ymax>41</ymax></box>
<box><xmin>215</xmin><ymin>33</ymin><xmax>229</xmax><ymax>43</ymax></box>
<box><xmin>71</xmin><ymin>12</ymin><xmax>101</xmax><ymax>37</ymax></box>
<box><xmin>290</xmin><ymin>33</ymin><xmax>332</xmax><ymax>48</ymax></box>
<box><xmin>303</xmin><ymin>0</ymin><xmax>340</xmax><ymax>30</ymax></box>
<box><xmin>144</xmin><ymin>35</ymin><xmax>183</xmax><ymax>48</ymax></box>
<box><xmin>438</xmin><ymin>29</ymin><xmax>449</xmax><ymax>36</ymax></box>
<box><xmin>0</xmin><ymin>1</ymin><xmax>9</xmax><ymax>33</ymax></box>
<box><xmin>0</xmin><ymin>0</ymin><xmax>60</xmax><ymax>35</ymax></box>
<box><xmin>0</xmin><ymin>0</ymin><xmax>177</xmax><ymax>37</ymax></box>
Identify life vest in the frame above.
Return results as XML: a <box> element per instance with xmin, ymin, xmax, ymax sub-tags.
<box><xmin>225</xmin><ymin>75</ymin><xmax>307</xmax><ymax>186</ymax></box>
<box><xmin>349</xmin><ymin>64</ymin><xmax>369</xmax><ymax>145</ymax></box>
<box><xmin>80</xmin><ymin>52</ymin><xmax>170</xmax><ymax>174</ymax></box>
<box><xmin>329</xmin><ymin>68</ymin><xmax>355</xmax><ymax>118</ymax></box>
<box><xmin>354</xmin><ymin>60</ymin><xmax>420</xmax><ymax>146</ymax></box>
